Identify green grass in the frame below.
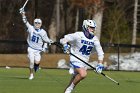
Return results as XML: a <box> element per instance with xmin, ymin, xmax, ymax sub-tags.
<box><xmin>0</xmin><ymin>68</ymin><xmax>140</xmax><ymax>93</ymax></box>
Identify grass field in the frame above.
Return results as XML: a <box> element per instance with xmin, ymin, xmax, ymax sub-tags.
<box><xmin>0</xmin><ymin>68</ymin><xmax>140</xmax><ymax>93</ymax></box>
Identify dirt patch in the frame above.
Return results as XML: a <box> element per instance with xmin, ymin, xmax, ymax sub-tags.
<box><xmin>0</xmin><ymin>53</ymin><xmax>113</xmax><ymax>68</ymax></box>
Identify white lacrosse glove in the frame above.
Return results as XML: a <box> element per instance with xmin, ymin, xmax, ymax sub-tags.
<box><xmin>95</xmin><ymin>63</ymin><xmax>104</xmax><ymax>74</ymax></box>
<box><xmin>63</xmin><ymin>43</ymin><xmax>70</xmax><ymax>54</ymax></box>
<box><xmin>49</xmin><ymin>39</ymin><xmax>54</xmax><ymax>46</ymax></box>
<box><xmin>19</xmin><ymin>8</ymin><xmax>25</xmax><ymax>14</ymax></box>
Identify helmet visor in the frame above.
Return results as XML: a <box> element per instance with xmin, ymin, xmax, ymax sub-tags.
<box><xmin>34</xmin><ymin>22</ymin><xmax>41</xmax><ymax>24</ymax></box>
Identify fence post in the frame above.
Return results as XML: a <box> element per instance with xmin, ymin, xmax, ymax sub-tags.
<box><xmin>117</xmin><ymin>44</ymin><xmax>120</xmax><ymax>71</ymax></box>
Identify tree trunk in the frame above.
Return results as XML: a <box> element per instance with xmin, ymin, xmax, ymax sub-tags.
<box><xmin>48</xmin><ymin>1</ymin><xmax>58</xmax><ymax>53</ymax></box>
<box><xmin>75</xmin><ymin>9</ymin><xmax>79</xmax><ymax>32</ymax></box>
<box><xmin>93</xmin><ymin>10</ymin><xmax>103</xmax><ymax>40</ymax></box>
<box><xmin>131</xmin><ymin>0</ymin><xmax>138</xmax><ymax>52</ymax></box>
<box><xmin>56</xmin><ymin>0</ymin><xmax>60</xmax><ymax>35</ymax></box>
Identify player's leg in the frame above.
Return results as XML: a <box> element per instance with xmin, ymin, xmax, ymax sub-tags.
<box><xmin>73</xmin><ymin>67</ymin><xmax>87</xmax><ymax>85</ymax></box>
<box><xmin>29</xmin><ymin>63</ymin><xmax>34</xmax><ymax>80</ymax></box>
<box><xmin>34</xmin><ymin>62</ymin><xmax>40</xmax><ymax>72</ymax></box>
<box><xmin>64</xmin><ymin>73</ymin><xmax>76</xmax><ymax>93</ymax></box>
<box><xmin>34</xmin><ymin>50</ymin><xmax>41</xmax><ymax>72</ymax></box>
<box><xmin>64</xmin><ymin>63</ymin><xmax>87</xmax><ymax>93</ymax></box>
<box><xmin>27</xmin><ymin>47</ymin><xmax>35</xmax><ymax>80</ymax></box>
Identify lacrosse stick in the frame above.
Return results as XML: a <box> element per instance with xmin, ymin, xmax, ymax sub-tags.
<box><xmin>21</xmin><ymin>0</ymin><xmax>29</xmax><ymax>9</ymax></box>
<box><xmin>53</xmin><ymin>42</ymin><xmax>120</xmax><ymax>85</ymax></box>
<box><xmin>19</xmin><ymin>0</ymin><xmax>29</xmax><ymax>14</ymax></box>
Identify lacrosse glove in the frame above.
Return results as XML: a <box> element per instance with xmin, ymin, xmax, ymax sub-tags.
<box><xmin>49</xmin><ymin>39</ymin><xmax>54</xmax><ymax>46</ymax></box>
<box><xmin>19</xmin><ymin>8</ymin><xmax>27</xmax><ymax>23</ymax></box>
<box><xmin>19</xmin><ymin>8</ymin><xmax>25</xmax><ymax>14</ymax></box>
<box><xmin>63</xmin><ymin>43</ymin><xmax>70</xmax><ymax>54</ymax></box>
<box><xmin>95</xmin><ymin>63</ymin><xmax>104</xmax><ymax>74</ymax></box>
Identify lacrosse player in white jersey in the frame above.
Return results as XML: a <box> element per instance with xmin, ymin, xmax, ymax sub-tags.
<box><xmin>60</xmin><ymin>20</ymin><xmax>104</xmax><ymax>93</ymax></box>
<box><xmin>19</xmin><ymin>8</ymin><xmax>53</xmax><ymax>80</ymax></box>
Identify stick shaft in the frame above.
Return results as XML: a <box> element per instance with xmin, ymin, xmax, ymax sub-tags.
<box><xmin>22</xmin><ymin>0</ymin><xmax>29</xmax><ymax>8</ymax></box>
<box><xmin>104</xmin><ymin>74</ymin><xmax>119</xmax><ymax>84</ymax></box>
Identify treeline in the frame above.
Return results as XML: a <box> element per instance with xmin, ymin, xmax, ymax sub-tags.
<box><xmin>0</xmin><ymin>0</ymin><xmax>135</xmax><ymax>53</ymax></box>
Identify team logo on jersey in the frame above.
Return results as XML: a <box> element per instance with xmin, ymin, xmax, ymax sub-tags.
<box><xmin>81</xmin><ymin>40</ymin><xmax>94</xmax><ymax>46</ymax></box>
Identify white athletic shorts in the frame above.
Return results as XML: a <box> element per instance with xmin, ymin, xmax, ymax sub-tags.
<box><xmin>69</xmin><ymin>61</ymin><xmax>87</xmax><ymax>75</ymax></box>
<box><xmin>27</xmin><ymin>47</ymin><xmax>41</xmax><ymax>63</ymax></box>
<box><xmin>70</xmin><ymin>61</ymin><xmax>87</xmax><ymax>69</ymax></box>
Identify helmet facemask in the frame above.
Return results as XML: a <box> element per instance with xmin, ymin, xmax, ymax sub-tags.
<box><xmin>34</xmin><ymin>18</ymin><xmax>42</xmax><ymax>29</ymax></box>
<box><xmin>87</xmin><ymin>26</ymin><xmax>96</xmax><ymax>35</ymax></box>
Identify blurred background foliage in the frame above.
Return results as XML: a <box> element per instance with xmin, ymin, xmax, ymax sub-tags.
<box><xmin>0</xmin><ymin>0</ymin><xmax>139</xmax><ymax>53</ymax></box>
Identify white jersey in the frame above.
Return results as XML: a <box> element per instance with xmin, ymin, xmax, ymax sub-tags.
<box><xmin>25</xmin><ymin>22</ymin><xmax>50</xmax><ymax>51</ymax></box>
<box><xmin>60</xmin><ymin>32</ymin><xmax>104</xmax><ymax>63</ymax></box>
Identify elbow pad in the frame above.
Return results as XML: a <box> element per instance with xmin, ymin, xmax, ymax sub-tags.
<box><xmin>22</xmin><ymin>16</ymin><xmax>27</xmax><ymax>23</ymax></box>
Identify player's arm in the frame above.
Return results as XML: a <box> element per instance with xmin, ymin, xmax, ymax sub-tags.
<box><xmin>94</xmin><ymin>38</ymin><xmax>104</xmax><ymax>73</ymax></box>
<box><xmin>42</xmin><ymin>43</ymin><xmax>48</xmax><ymax>53</ymax></box>
<box><xmin>41</xmin><ymin>31</ymin><xmax>54</xmax><ymax>44</ymax></box>
<box><xmin>60</xmin><ymin>33</ymin><xmax>77</xmax><ymax>44</ymax></box>
<box><xmin>19</xmin><ymin>8</ymin><xmax>31</xmax><ymax>28</ymax></box>
<box><xmin>95</xmin><ymin>41</ymin><xmax>104</xmax><ymax>61</ymax></box>
<box><xmin>60</xmin><ymin>33</ymin><xmax>76</xmax><ymax>53</ymax></box>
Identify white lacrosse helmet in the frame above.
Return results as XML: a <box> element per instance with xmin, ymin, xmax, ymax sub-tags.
<box><xmin>34</xmin><ymin>18</ymin><xmax>42</xmax><ymax>24</ymax></box>
<box><xmin>82</xmin><ymin>19</ymin><xmax>96</xmax><ymax>39</ymax></box>
<box><xmin>34</xmin><ymin>18</ymin><xmax>42</xmax><ymax>29</ymax></box>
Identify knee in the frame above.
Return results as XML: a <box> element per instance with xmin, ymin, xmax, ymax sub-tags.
<box><xmin>80</xmin><ymin>72</ymin><xmax>87</xmax><ymax>79</ymax></box>
<box><xmin>29</xmin><ymin>62</ymin><xmax>34</xmax><ymax>69</ymax></box>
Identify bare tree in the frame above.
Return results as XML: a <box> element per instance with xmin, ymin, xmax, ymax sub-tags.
<box><xmin>101</xmin><ymin>0</ymin><xmax>133</xmax><ymax>46</ymax></box>
<box><xmin>131</xmin><ymin>0</ymin><xmax>138</xmax><ymax>52</ymax></box>
<box><xmin>92</xmin><ymin>0</ymin><xmax>104</xmax><ymax>39</ymax></box>
<box><xmin>70</xmin><ymin>0</ymin><xmax>104</xmax><ymax>39</ymax></box>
